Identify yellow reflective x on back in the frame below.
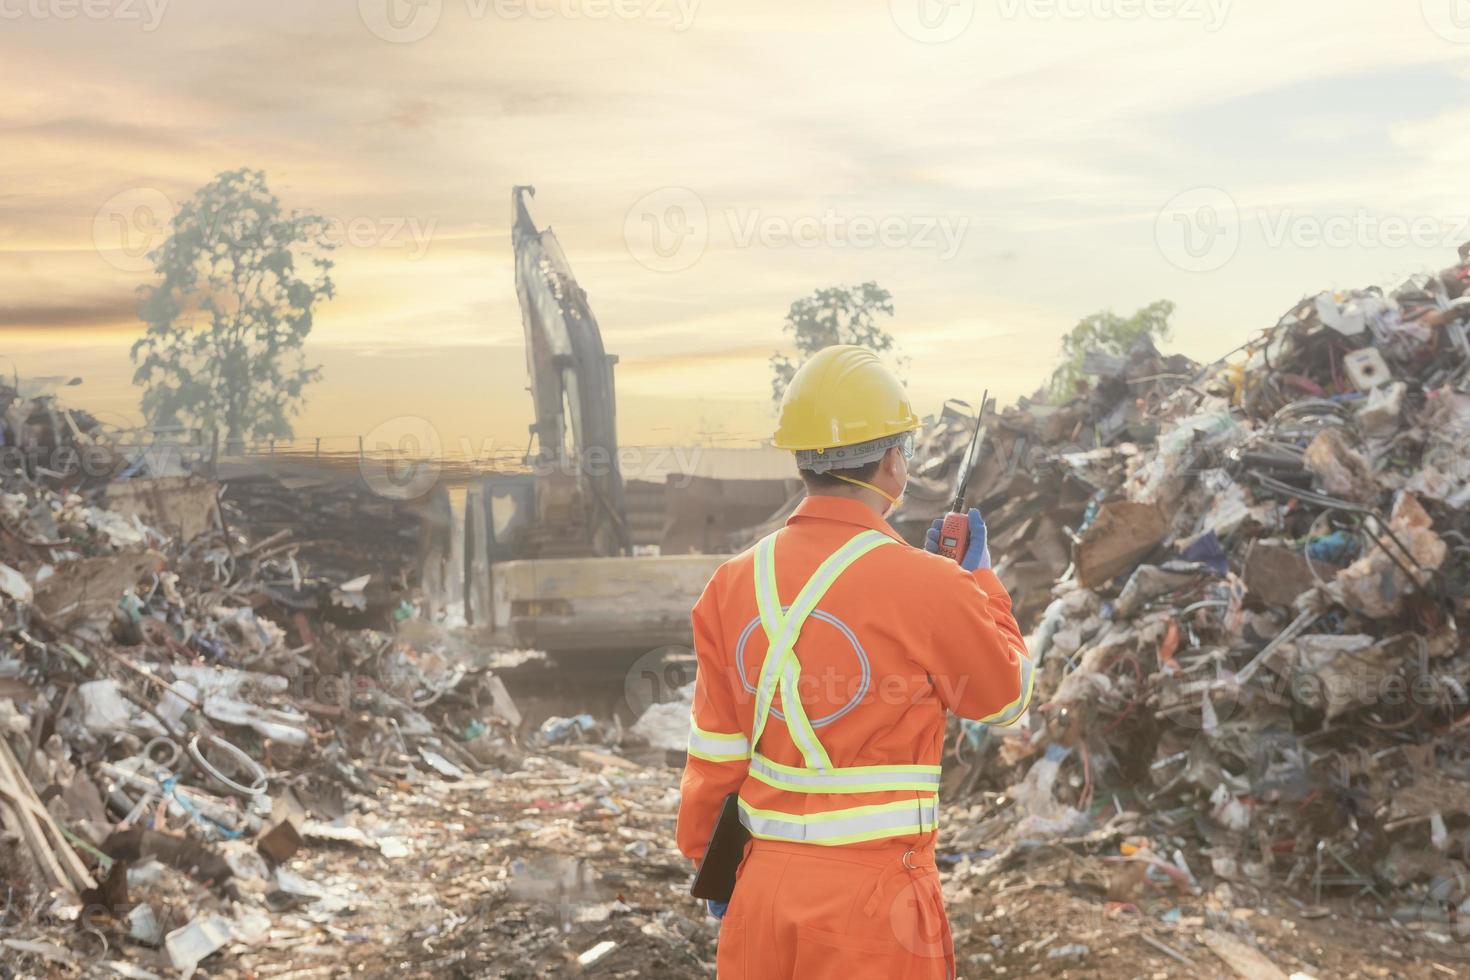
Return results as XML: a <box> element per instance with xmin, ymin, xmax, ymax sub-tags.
<box><xmin>749</xmin><ymin>528</ymin><xmax>895</xmax><ymax>771</ymax></box>
<box><xmin>738</xmin><ymin>527</ymin><xmax>945</xmax><ymax>848</ymax></box>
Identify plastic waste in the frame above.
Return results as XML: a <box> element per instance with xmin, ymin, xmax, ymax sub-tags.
<box><xmin>1306</xmin><ymin>530</ymin><xmax>1357</xmax><ymax>565</ymax></box>
<box><xmin>538</xmin><ymin>713</ymin><xmax>598</xmax><ymax>745</ymax></box>
<box><xmin>164</xmin><ymin>914</ymin><xmax>232</xmax><ymax>976</ymax></box>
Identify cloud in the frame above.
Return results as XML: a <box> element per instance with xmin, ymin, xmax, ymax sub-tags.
<box><xmin>0</xmin><ymin>297</ymin><xmax>139</xmax><ymax>329</ymax></box>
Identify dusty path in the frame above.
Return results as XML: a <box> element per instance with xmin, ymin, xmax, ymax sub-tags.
<box><xmin>234</xmin><ymin>755</ymin><xmax>1467</xmax><ymax>979</ymax></box>
<box><xmin>4</xmin><ymin>749</ymin><xmax>1462</xmax><ymax>979</ymax></box>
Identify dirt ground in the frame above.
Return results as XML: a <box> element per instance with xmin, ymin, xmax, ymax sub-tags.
<box><xmin>3</xmin><ymin>751</ymin><xmax>1464</xmax><ymax>980</ymax></box>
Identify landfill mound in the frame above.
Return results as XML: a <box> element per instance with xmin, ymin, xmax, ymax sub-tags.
<box><xmin>929</xmin><ymin>255</ymin><xmax>1470</xmax><ymax>954</ymax></box>
<box><xmin>892</xmin><ymin>334</ymin><xmax>1202</xmax><ymax>630</ymax></box>
<box><xmin>0</xmin><ymin>377</ymin><xmax>711</xmax><ymax>977</ymax></box>
<box><xmin>5</xmin><ymin>246</ymin><xmax>1470</xmax><ymax>975</ymax></box>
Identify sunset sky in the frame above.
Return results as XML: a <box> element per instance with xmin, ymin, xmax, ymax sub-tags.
<box><xmin>5</xmin><ymin>1</ymin><xmax>1470</xmax><ymax>456</ymax></box>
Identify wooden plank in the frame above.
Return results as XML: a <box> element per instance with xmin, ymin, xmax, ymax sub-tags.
<box><xmin>0</xmin><ymin>771</ymin><xmax>71</xmax><ymax>893</ymax></box>
<box><xmin>1199</xmin><ymin>930</ymin><xmax>1289</xmax><ymax>980</ymax></box>
<box><xmin>0</xmin><ymin>739</ymin><xmax>95</xmax><ymax>892</ymax></box>
<box><xmin>1074</xmin><ymin>501</ymin><xmax>1168</xmax><ymax>588</ymax></box>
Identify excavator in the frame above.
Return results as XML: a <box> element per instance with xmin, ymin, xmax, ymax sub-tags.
<box><xmin>510</xmin><ymin>185</ymin><xmax>631</xmax><ymax>560</ymax></box>
<box><xmin>463</xmin><ymin>188</ymin><xmax>727</xmax><ymax>656</ymax></box>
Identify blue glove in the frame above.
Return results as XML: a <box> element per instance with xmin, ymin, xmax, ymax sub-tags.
<box><xmin>924</xmin><ymin>509</ymin><xmax>992</xmax><ymax>571</ymax></box>
<box><xmin>707</xmin><ymin>899</ymin><xmax>729</xmax><ymax>920</ymax></box>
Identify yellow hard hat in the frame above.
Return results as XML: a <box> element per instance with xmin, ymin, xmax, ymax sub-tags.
<box><xmin>773</xmin><ymin>345</ymin><xmax>919</xmax><ymax>452</ymax></box>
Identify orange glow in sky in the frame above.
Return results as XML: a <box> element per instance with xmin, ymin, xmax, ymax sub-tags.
<box><xmin>5</xmin><ymin>1</ymin><xmax>1470</xmax><ymax>451</ymax></box>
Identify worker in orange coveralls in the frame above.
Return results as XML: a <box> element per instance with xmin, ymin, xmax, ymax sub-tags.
<box><xmin>676</xmin><ymin>345</ymin><xmax>1034</xmax><ymax>979</ymax></box>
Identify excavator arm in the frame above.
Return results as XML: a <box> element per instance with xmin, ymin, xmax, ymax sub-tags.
<box><xmin>511</xmin><ymin>186</ymin><xmax>631</xmax><ymax>557</ymax></box>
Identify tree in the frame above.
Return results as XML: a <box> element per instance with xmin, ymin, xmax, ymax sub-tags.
<box><xmin>1049</xmin><ymin>300</ymin><xmax>1175</xmax><ymax>399</ymax></box>
<box><xmin>770</xmin><ymin>282</ymin><xmax>903</xmax><ymax>403</ymax></box>
<box><xmin>131</xmin><ymin>169</ymin><xmax>336</xmax><ymax>452</ymax></box>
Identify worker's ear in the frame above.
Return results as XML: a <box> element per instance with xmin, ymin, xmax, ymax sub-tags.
<box><xmin>880</xmin><ymin>446</ymin><xmax>905</xmax><ymax>479</ymax></box>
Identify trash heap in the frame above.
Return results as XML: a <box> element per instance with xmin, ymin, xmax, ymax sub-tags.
<box><xmin>0</xmin><ymin>387</ymin><xmax>713</xmax><ymax>977</ymax></box>
<box><xmin>943</xmin><ymin>254</ymin><xmax>1470</xmax><ymax>937</ymax></box>
<box><xmin>893</xmin><ymin>335</ymin><xmax>1202</xmax><ymax>631</ymax></box>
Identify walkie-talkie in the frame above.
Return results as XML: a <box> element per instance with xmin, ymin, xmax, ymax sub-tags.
<box><xmin>936</xmin><ymin>390</ymin><xmax>990</xmax><ymax>563</ymax></box>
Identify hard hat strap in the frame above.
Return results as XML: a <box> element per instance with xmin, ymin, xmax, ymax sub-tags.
<box><xmin>830</xmin><ymin>473</ymin><xmax>900</xmax><ymax>506</ymax></box>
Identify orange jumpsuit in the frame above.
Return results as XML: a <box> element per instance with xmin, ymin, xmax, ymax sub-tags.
<box><xmin>676</xmin><ymin>495</ymin><xmax>1032</xmax><ymax>979</ymax></box>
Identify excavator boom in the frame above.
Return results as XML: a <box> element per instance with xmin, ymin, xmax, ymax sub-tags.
<box><xmin>511</xmin><ymin>186</ymin><xmax>631</xmax><ymax>557</ymax></box>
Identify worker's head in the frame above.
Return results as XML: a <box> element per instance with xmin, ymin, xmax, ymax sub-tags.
<box><xmin>773</xmin><ymin>345</ymin><xmax>919</xmax><ymax>516</ymax></box>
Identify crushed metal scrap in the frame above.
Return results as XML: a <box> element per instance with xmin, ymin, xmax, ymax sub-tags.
<box><xmin>930</xmin><ymin>251</ymin><xmax>1470</xmax><ymax>965</ymax></box>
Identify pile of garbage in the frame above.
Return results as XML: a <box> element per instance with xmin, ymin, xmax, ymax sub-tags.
<box><xmin>893</xmin><ymin>335</ymin><xmax>1202</xmax><ymax>631</ymax></box>
<box><xmin>0</xmin><ymin>395</ymin><xmax>565</xmax><ymax>976</ymax></box>
<box><xmin>942</xmin><ymin>250</ymin><xmax>1470</xmax><ymax>939</ymax></box>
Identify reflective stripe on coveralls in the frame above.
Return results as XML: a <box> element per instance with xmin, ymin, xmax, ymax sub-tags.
<box><xmin>687</xmin><ymin>724</ymin><xmax>751</xmax><ymax>763</ymax></box>
<box><xmin>738</xmin><ymin>528</ymin><xmax>942</xmax><ymax>845</ymax></box>
<box><xmin>747</xmin><ymin>753</ymin><xmax>941</xmax><ymax>794</ymax></box>
<box><xmin>977</xmin><ymin>647</ymin><xmax>1036</xmax><ymax>727</ymax></box>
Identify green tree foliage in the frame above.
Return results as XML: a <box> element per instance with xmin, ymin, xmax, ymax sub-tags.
<box><xmin>770</xmin><ymin>282</ymin><xmax>904</xmax><ymax>403</ymax></box>
<box><xmin>1049</xmin><ymin>300</ymin><xmax>1175</xmax><ymax>399</ymax></box>
<box><xmin>131</xmin><ymin>169</ymin><xmax>336</xmax><ymax>452</ymax></box>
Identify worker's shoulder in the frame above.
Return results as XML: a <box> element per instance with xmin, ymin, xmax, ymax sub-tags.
<box><xmin>871</xmin><ymin>536</ymin><xmax>973</xmax><ymax>584</ymax></box>
<box><xmin>707</xmin><ymin>543</ymin><xmax>757</xmax><ymax>589</ymax></box>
